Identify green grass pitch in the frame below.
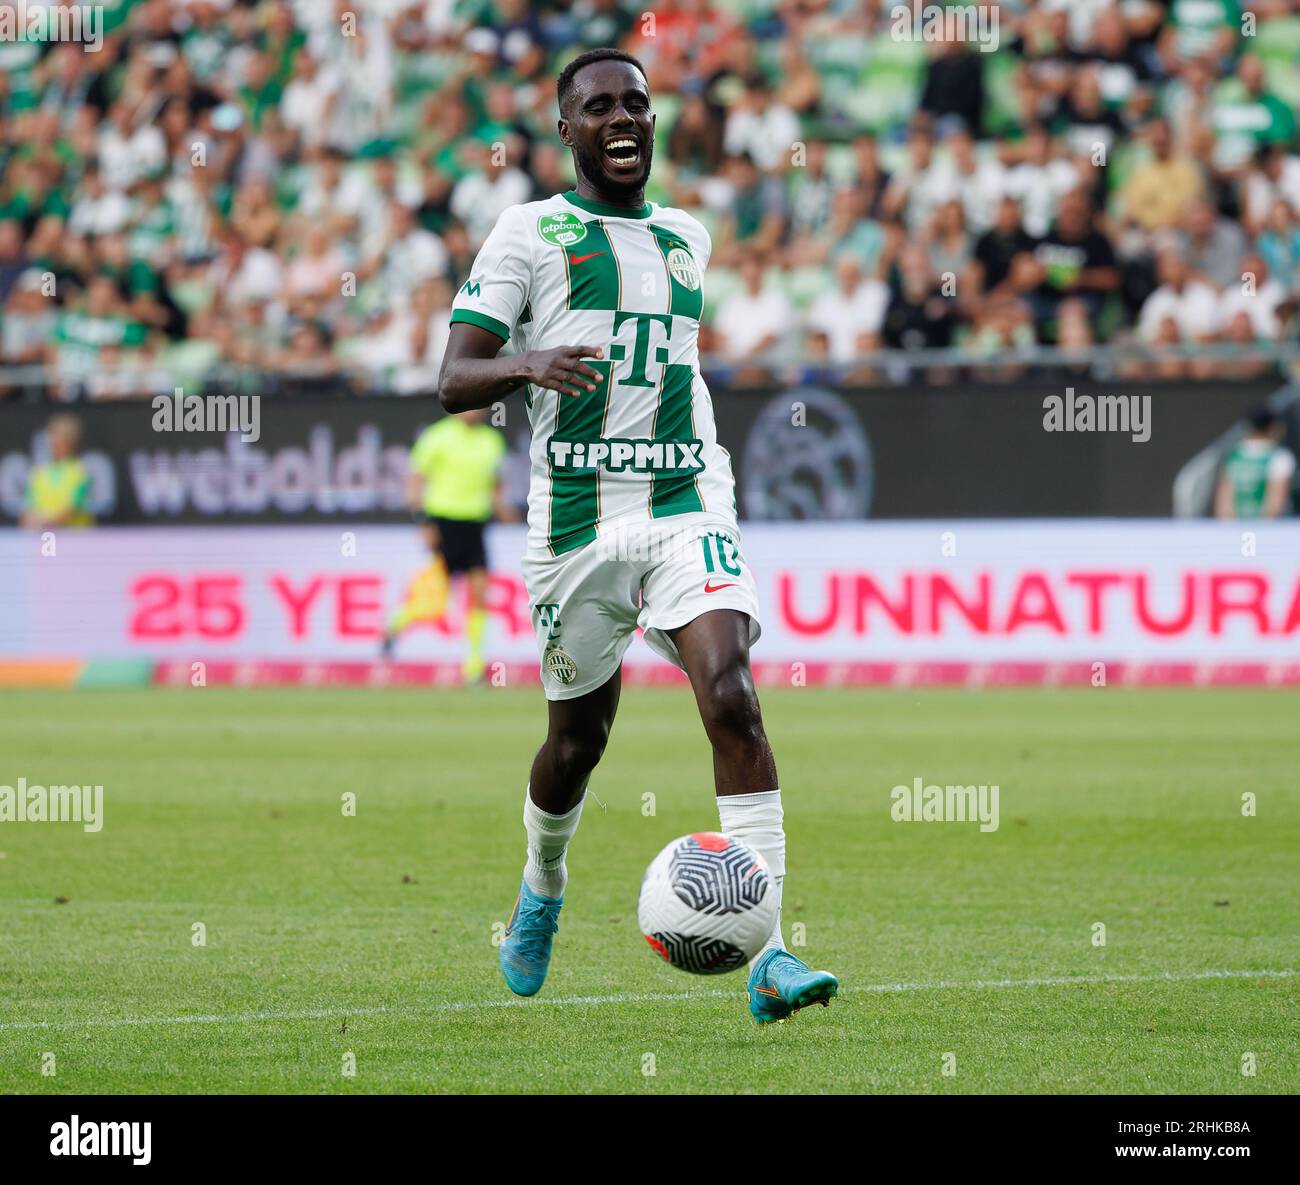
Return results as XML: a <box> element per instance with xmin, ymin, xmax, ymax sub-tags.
<box><xmin>0</xmin><ymin>686</ymin><xmax>1296</xmax><ymax>1094</ymax></box>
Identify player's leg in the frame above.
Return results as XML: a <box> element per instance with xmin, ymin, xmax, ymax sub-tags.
<box><xmin>528</xmin><ymin>666</ymin><xmax>621</xmax><ymax>815</ymax></box>
<box><xmin>498</xmin><ymin>670</ymin><xmax>621</xmax><ymax>997</ymax></box>
<box><xmin>463</xmin><ymin>564</ymin><xmax>489</xmax><ymax>683</ymax></box>
<box><xmin>669</xmin><ymin>607</ymin><xmax>775</xmax><ymax>792</ymax></box>
<box><xmin>523</xmin><ymin>670</ymin><xmax>621</xmax><ymax>899</ymax></box>
<box><xmin>381</xmin><ymin>521</ymin><xmax>448</xmax><ymax>657</ymax></box>
<box><xmin>431</xmin><ymin>518</ymin><xmax>491</xmax><ymax>684</ymax></box>
<box><xmin>499</xmin><ymin>536</ymin><xmax>639</xmax><ymax>997</ymax></box>
<box><xmin>669</xmin><ymin>607</ymin><xmax>838</xmax><ymax>1023</ymax></box>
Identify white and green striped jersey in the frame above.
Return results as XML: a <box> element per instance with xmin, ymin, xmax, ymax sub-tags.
<box><xmin>449</xmin><ymin>190</ymin><xmax>736</xmax><ymax>556</ymax></box>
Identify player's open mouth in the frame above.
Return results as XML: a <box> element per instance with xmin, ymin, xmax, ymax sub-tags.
<box><xmin>603</xmin><ymin>138</ymin><xmax>640</xmax><ymax>168</ymax></box>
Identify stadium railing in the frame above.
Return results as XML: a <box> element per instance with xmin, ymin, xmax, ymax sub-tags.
<box><xmin>2</xmin><ymin>343</ymin><xmax>1299</xmax><ymax>400</ymax></box>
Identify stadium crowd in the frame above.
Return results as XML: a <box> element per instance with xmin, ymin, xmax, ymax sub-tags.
<box><xmin>2</xmin><ymin>0</ymin><xmax>1300</xmax><ymax>399</ymax></box>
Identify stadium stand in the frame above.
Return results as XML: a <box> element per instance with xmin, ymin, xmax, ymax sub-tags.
<box><xmin>1</xmin><ymin>0</ymin><xmax>1299</xmax><ymax>399</ymax></box>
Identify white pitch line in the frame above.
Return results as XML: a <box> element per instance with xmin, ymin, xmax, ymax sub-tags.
<box><xmin>0</xmin><ymin>968</ymin><xmax>1294</xmax><ymax>1033</ymax></box>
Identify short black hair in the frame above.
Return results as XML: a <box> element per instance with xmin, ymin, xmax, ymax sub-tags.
<box><xmin>557</xmin><ymin>48</ymin><xmax>647</xmax><ymax>116</ymax></box>
<box><xmin>1249</xmin><ymin>406</ymin><xmax>1281</xmax><ymax>432</ymax></box>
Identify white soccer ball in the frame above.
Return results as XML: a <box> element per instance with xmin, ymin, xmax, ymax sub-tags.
<box><xmin>638</xmin><ymin>832</ymin><xmax>776</xmax><ymax>974</ymax></box>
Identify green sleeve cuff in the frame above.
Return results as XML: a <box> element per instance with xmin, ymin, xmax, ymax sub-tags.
<box><xmin>450</xmin><ymin>308</ymin><xmax>510</xmax><ymax>342</ymax></box>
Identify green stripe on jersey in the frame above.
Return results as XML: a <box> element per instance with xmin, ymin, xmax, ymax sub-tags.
<box><xmin>648</xmin><ymin>224</ymin><xmax>704</xmax><ymax>320</ymax></box>
<box><xmin>565</xmin><ymin>221</ymin><xmax>621</xmax><ymax>311</ymax></box>
<box><xmin>548</xmin><ymin>359</ymin><xmax>613</xmax><ymax>555</ymax></box>
<box><xmin>450</xmin><ymin>308</ymin><xmax>510</xmax><ymax>341</ymax></box>
<box><xmin>651</xmin><ymin>362</ymin><xmax>704</xmax><ymax>518</ymax></box>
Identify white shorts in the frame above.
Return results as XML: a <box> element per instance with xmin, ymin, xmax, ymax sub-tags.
<box><xmin>522</xmin><ymin>512</ymin><xmax>762</xmax><ymax>700</ymax></box>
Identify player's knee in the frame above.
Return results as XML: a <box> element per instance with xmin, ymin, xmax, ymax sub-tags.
<box><xmin>700</xmin><ymin>661</ymin><xmax>763</xmax><ymax>749</ymax></box>
<box><xmin>549</xmin><ymin>725</ymin><xmax>609</xmax><ymax>782</ymax></box>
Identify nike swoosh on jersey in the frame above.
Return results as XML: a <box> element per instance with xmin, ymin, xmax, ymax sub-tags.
<box><xmin>569</xmin><ymin>251</ymin><xmax>607</xmax><ymax>264</ymax></box>
<box><xmin>703</xmin><ymin>579</ymin><xmax>737</xmax><ymax>593</ymax></box>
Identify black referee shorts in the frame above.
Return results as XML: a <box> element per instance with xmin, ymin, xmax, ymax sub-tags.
<box><xmin>428</xmin><ymin>516</ymin><xmax>489</xmax><ymax>574</ymax></box>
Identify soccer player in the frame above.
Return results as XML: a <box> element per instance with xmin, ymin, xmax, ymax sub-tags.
<box><xmin>1215</xmin><ymin>407</ymin><xmax>1296</xmax><ymax>519</ymax></box>
<box><xmin>382</xmin><ymin>407</ymin><xmax>506</xmax><ymax>683</ymax></box>
<box><xmin>438</xmin><ymin>48</ymin><xmax>837</xmax><ymax>1024</ymax></box>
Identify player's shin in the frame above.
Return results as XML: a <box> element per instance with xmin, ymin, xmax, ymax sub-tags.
<box><xmin>522</xmin><ymin>786</ymin><xmax>585</xmax><ymax>900</ymax></box>
<box><xmin>464</xmin><ymin>606</ymin><xmax>487</xmax><ymax>676</ymax></box>
<box><xmin>716</xmin><ymin>789</ymin><xmax>785</xmax><ymax>961</ymax></box>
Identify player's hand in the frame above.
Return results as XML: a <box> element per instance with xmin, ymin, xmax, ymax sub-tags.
<box><xmin>522</xmin><ymin>345</ymin><xmax>605</xmax><ymax>397</ymax></box>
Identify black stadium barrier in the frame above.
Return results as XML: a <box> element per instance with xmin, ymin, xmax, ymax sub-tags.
<box><xmin>0</xmin><ymin>378</ymin><xmax>1286</xmax><ymax>525</ymax></box>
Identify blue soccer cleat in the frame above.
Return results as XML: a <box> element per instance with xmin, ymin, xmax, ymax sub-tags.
<box><xmin>747</xmin><ymin>948</ymin><xmax>838</xmax><ymax>1025</ymax></box>
<box><xmin>498</xmin><ymin>879</ymin><xmax>563</xmax><ymax>997</ymax></box>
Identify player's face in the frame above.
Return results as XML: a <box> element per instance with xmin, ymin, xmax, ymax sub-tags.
<box><xmin>560</xmin><ymin>60</ymin><xmax>655</xmax><ymax>199</ymax></box>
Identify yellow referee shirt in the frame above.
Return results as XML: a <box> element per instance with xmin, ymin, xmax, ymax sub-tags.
<box><xmin>409</xmin><ymin>418</ymin><xmax>505</xmax><ymax>522</ymax></box>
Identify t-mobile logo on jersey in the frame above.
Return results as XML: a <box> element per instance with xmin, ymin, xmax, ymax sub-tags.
<box><xmin>608</xmin><ymin>311</ymin><xmax>674</xmax><ymax>388</ymax></box>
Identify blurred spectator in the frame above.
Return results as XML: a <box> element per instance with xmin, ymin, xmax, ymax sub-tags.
<box><xmin>723</xmin><ymin>78</ymin><xmax>800</xmax><ymax>174</ymax></box>
<box><xmin>281</xmin><ymin>53</ymin><xmax>337</xmax><ymax>150</ymax></box>
<box><xmin>283</xmin><ymin>223</ymin><xmax>347</xmax><ymax>308</ymax></box>
<box><xmin>449</xmin><ymin>140</ymin><xmax>531</xmax><ymax>244</ymax></box>
<box><xmin>924</xmin><ymin>200</ymin><xmax>974</xmax><ymax>289</ymax></box>
<box><xmin>1121</xmin><ymin>119</ymin><xmax>1204</xmax><ymax>233</ymax></box>
<box><xmin>708</xmin><ymin>152</ymin><xmax>785</xmax><ymax>266</ymax></box>
<box><xmin>806</xmin><ymin>255</ymin><xmax>888</xmax><ymax>365</ymax></box>
<box><xmin>944</xmin><ymin>124</ymin><xmax>1005</xmax><ymax>236</ymax></box>
<box><xmin>667</xmin><ymin>91</ymin><xmax>725</xmax><ymax>184</ymax></box>
<box><xmin>0</xmin><ymin>219</ymin><xmax>27</xmax><ymax>304</ymax></box>
<box><xmin>1001</xmin><ymin>124</ymin><xmax>1076</xmax><ymax>238</ymax></box>
<box><xmin>1217</xmin><ymin>252</ymin><xmax>1288</xmax><ymax>342</ymax></box>
<box><xmin>1210</xmin><ymin>54</ymin><xmax>1296</xmax><ymax>178</ymax></box>
<box><xmin>884</xmin><ymin>244</ymin><xmax>955</xmax><ymax>351</ymax></box>
<box><xmin>1164</xmin><ymin>199</ymin><xmax>1246</xmax><ymax>290</ymax></box>
<box><xmin>3</xmin><ymin>270</ymin><xmax>55</xmax><ymax>371</ymax></box>
<box><xmin>919</xmin><ymin>39</ymin><xmax>984</xmax><ymax>138</ymax></box>
<box><xmin>784</xmin><ymin>139</ymin><xmax>836</xmax><ymax>253</ymax></box>
<box><xmin>711</xmin><ymin>256</ymin><xmax>793</xmax><ymax>365</ymax></box>
<box><xmin>1055</xmin><ymin>297</ymin><xmax>1097</xmax><ymax>371</ymax></box>
<box><xmin>1239</xmin><ymin>143</ymin><xmax>1300</xmax><ymax>237</ymax></box>
<box><xmin>1137</xmin><ymin>248</ymin><xmax>1219</xmax><ymax>345</ymax></box>
<box><xmin>1257</xmin><ymin>199</ymin><xmax>1300</xmax><ymax>297</ymax></box>
<box><xmin>883</xmin><ymin>128</ymin><xmax>950</xmax><ymax>236</ymax></box>
<box><xmin>359</xmin><ymin>200</ymin><xmax>448</xmax><ymax>296</ymax></box>
<box><xmin>972</xmin><ymin>195</ymin><xmax>1036</xmax><ymax>298</ymax></box>
<box><xmin>1015</xmin><ymin>188</ymin><xmax>1120</xmax><ymax>334</ymax></box>
<box><xmin>967</xmin><ymin>290</ymin><xmax>1036</xmax><ymax>382</ymax></box>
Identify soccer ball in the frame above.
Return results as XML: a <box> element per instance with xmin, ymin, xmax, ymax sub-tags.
<box><xmin>638</xmin><ymin>832</ymin><xmax>776</xmax><ymax>974</ymax></box>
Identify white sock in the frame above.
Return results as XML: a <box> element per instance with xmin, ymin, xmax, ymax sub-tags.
<box><xmin>717</xmin><ymin>789</ymin><xmax>785</xmax><ymax>961</ymax></box>
<box><xmin>521</xmin><ymin>788</ymin><xmax>584</xmax><ymax>900</ymax></box>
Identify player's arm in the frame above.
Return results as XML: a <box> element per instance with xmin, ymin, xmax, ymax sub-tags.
<box><xmin>1262</xmin><ymin>450</ymin><xmax>1296</xmax><ymax>518</ymax></box>
<box><xmin>1262</xmin><ymin>475</ymin><xmax>1290</xmax><ymax>518</ymax></box>
<box><xmin>1213</xmin><ymin>474</ymin><xmax>1235</xmax><ymax>519</ymax></box>
<box><xmin>438</xmin><ymin>323</ymin><xmax>604</xmax><ymax>412</ymax></box>
<box><xmin>405</xmin><ymin>470</ymin><xmax>424</xmax><ymax>513</ymax></box>
<box><xmin>440</xmin><ymin>206</ymin><xmax>604</xmax><ymax>412</ymax></box>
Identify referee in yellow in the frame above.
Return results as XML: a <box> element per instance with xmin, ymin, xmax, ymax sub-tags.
<box><xmin>382</xmin><ymin>407</ymin><xmax>507</xmax><ymax>684</ymax></box>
